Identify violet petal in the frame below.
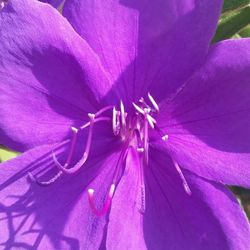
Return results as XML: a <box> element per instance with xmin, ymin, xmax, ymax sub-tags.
<box><xmin>0</xmin><ymin>0</ymin><xmax>111</xmax><ymax>151</ymax></box>
<box><xmin>107</xmin><ymin>147</ymin><xmax>250</xmax><ymax>249</ymax></box>
<box><xmin>0</xmin><ymin>141</ymin><xmax>121</xmax><ymax>249</ymax></box>
<box><xmin>156</xmin><ymin>38</ymin><xmax>250</xmax><ymax>188</ymax></box>
<box><xmin>39</xmin><ymin>0</ymin><xmax>63</xmax><ymax>8</ymax></box>
<box><xmin>63</xmin><ymin>0</ymin><xmax>223</xmax><ymax>103</ymax></box>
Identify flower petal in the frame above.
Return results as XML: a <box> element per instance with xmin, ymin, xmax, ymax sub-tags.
<box><xmin>0</xmin><ymin>0</ymin><xmax>111</xmax><ymax>151</ymax></box>
<box><xmin>0</xmin><ymin>140</ymin><xmax>122</xmax><ymax>249</ymax></box>
<box><xmin>39</xmin><ymin>0</ymin><xmax>63</xmax><ymax>8</ymax></box>
<box><xmin>107</xmin><ymin>147</ymin><xmax>250</xmax><ymax>249</ymax></box>
<box><xmin>157</xmin><ymin>39</ymin><xmax>250</xmax><ymax>188</ymax></box>
<box><xmin>145</xmin><ymin>149</ymin><xmax>250</xmax><ymax>249</ymax></box>
<box><xmin>106</xmin><ymin>147</ymin><xmax>146</xmax><ymax>249</ymax></box>
<box><xmin>63</xmin><ymin>0</ymin><xmax>222</xmax><ymax>103</ymax></box>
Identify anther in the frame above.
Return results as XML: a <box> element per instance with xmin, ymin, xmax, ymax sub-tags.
<box><xmin>137</xmin><ymin>147</ymin><xmax>145</xmax><ymax>153</ymax></box>
<box><xmin>53</xmin><ymin>113</ymin><xmax>95</xmax><ymax>174</ymax></box>
<box><xmin>132</xmin><ymin>102</ymin><xmax>144</xmax><ymax>115</ymax></box>
<box><xmin>88</xmin><ymin>113</ymin><xmax>95</xmax><ymax>120</ymax></box>
<box><xmin>65</xmin><ymin>126</ymin><xmax>79</xmax><ymax>165</ymax></box>
<box><xmin>144</xmin><ymin>107</ymin><xmax>151</xmax><ymax>113</ymax></box>
<box><xmin>112</xmin><ymin>107</ymin><xmax>119</xmax><ymax>136</ymax></box>
<box><xmin>139</xmin><ymin>97</ymin><xmax>144</xmax><ymax>103</ymax></box>
<box><xmin>139</xmin><ymin>97</ymin><xmax>151</xmax><ymax>110</ymax></box>
<box><xmin>142</xmin><ymin>107</ymin><xmax>155</xmax><ymax>129</ymax></box>
<box><xmin>138</xmin><ymin>185</ymin><xmax>146</xmax><ymax>213</ymax></box>
<box><xmin>79</xmin><ymin>105</ymin><xmax>113</xmax><ymax>130</ymax></box>
<box><xmin>162</xmin><ymin>134</ymin><xmax>169</xmax><ymax>141</ymax></box>
<box><xmin>143</xmin><ymin>114</ymin><xmax>149</xmax><ymax>165</ymax></box>
<box><xmin>120</xmin><ymin>100</ymin><xmax>126</xmax><ymax>128</ymax></box>
<box><xmin>0</xmin><ymin>1</ymin><xmax>6</xmax><ymax>9</ymax></box>
<box><xmin>88</xmin><ymin>184</ymin><xmax>116</xmax><ymax>216</ymax></box>
<box><xmin>51</xmin><ymin>126</ymin><xmax>78</xmax><ymax>172</ymax></box>
<box><xmin>148</xmin><ymin>93</ymin><xmax>159</xmax><ymax>112</ymax></box>
<box><xmin>173</xmin><ymin>160</ymin><xmax>192</xmax><ymax>195</ymax></box>
<box><xmin>137</xmin><ymin>147</ymin><xmax>146</xmax><ymax>213</ymax></box>
<box><xmin>145</xmin><ymin>113</ymin><xmax>155</xmax><ymax>129</ymax></box>
<box><xmin>28</xmin><ymin>171</ymin><xmax>63</xmax><ymax>187</ymax></box>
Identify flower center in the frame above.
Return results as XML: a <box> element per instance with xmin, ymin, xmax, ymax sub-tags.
<box><xmin>29</xmin><ymin>93</ymin><xmax>190</xmax><ymax>216</ymax></box>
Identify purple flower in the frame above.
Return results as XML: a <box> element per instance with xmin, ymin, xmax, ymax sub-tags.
<box><xmin>0</xmin><ymin>0</ymin><xmax>250</xmax><ymax>249</ymax></box>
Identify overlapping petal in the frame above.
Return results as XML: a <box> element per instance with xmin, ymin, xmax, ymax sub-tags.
<box><xmin>63</xmin><ymin>0</ymin><xmax>223</xmax><ymax>104</ymax></box>
<box><xmin>156</xmin><ymin>39</ymin><xmax>250</xmax><ymax>188</ymax></box>
<box><xmin>0</xmin><ymin>0</ymin><xmax>111</xmax><ymax>151</ymax></box>
<box><xmin>106</xmin><ymin>147</ymin><xmax>146</xmax><ymax>249</ymax></box>
<box><xmin>39</xmin><ymin>0</ymin><xmax>63</xmax><ymax>8</ymax></box>
<box><xmin>0</xmin><ymin>138</ymin><xmax>121</xmax><ymax>249</ymax></box>
<box><xmin>108</xmin><ymin>147</ymin><xmax>250</xmax><ymax>249</ymax></box>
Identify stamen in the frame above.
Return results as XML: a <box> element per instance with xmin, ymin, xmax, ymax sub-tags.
<box><xmin>112</xmin><ymin>107</ymin><xmax>119</xmax><ymax>135</ymax></box>
<box><xmin>88</xmin><ymin>184</ymin><xmax>116</xmax><ymax>216</ymax></box>
<box><xmin>28</xmin><ymin>171</ymin><xmax>63</xmax><ymax>187</ymax></box>
<box><xmin>53</xmin><ymin>113</ymin><xmax>95</xmax><ymax>174</ymax></box>
<box><xmin>134</xmin><ymin>129</ymin><xmax>143</xmax><ymax>148</ymax></box>
<box><xmin>147</xmin><ymin>114</ymin><xmax>156</xmax><ymax>124</ymax></box>
<box><xmin>80</xmin><ymin>117</ymin><xmax>110</xmax><ymax>130</ymax></box>
<box><xmin>148</xmin><ymin>93</ymin><xmax>159</xmax><ymax>112</ymax></box>
<box><xmin>162</xmin><ymin>134</ymin><xmax>169</xmax><ymax>141</ymax></box>
<box><xmin>139</xmin><ymin>97</ymin><xmax>144</xmax><ymax>104</ymax></box>
<box><xmin>120</xmin><ymin>100</ymin><xmax>126</xmax><ymax>128</ymax></box>
<box><xmin>173</xmin><ymin>160</ymin><xmax>192</xmax><ymax>195</ymax></box>
<box><xmin>143</xmin><ymin>114</ymin><xmax>149</xmax><ymax>165</ymax></box>
<box><xmin>132</xmin><ymin>102</ymin><xmax>144</xmax><ymax>115</ymax></box>
<box><xmin>139</xmin><ymin>185</ymin><xmax>146</xmax><ymax>213</ymax></box>
<box><xmin>137</xmin><ymin>147</ymin><xmax>146</xmax><ymax>213</ymax></box>
<box><xmin>145</xmin><ymin>113</ymin><xmax>155</xmax><ymax>129</ymax></box>
<box><xmin>139</xmin><ymin>97</ymin><xmax>151</xmax><ymax>110</ymax></box>
<box><xmin>65</xmin><ymin>126</ymin><xmax>78</xmax><ymax>166</ymax></box>
<box><xmin>51</xmin><ymin>126</ymin><xmax>78</xmax><ymax>171</ymax></box>
<box><xmin>137</xmin><ymin>147</ymin><xmax>144</xmax><ymax>153</ymax></box>
<box><xmin>0</xmin><ymin>1</ymin><xmax>6</xmax><ymax>9</ymax></box>
<box><xmin>95</xmin><ymin>105</ymin><xmax>114</xmax><ymax>117</ymax></box>
<box><xmin>144</xmin><ymin>107</ymin><xmax>151</xmax><ymax>114</ymax></box>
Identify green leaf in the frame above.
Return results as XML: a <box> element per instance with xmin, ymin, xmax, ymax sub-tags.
<box><xmin>0</xmin><ymin>147</ymin><xmax>19</xmax><ymax>162</ymax></box>
<box><xmin>223</xmin><ymin>0</ymin><xmax>250</xmax><ymax>13</ymax></box>
<box><xmin>213</xmin><ymin>5</ymin><xmax>250</xmax><ymax>42</ymax></box>
<box><xmin>238</xmin><ymin>24</ymin><xmax>250</xmax><ymax>37</ymax></box>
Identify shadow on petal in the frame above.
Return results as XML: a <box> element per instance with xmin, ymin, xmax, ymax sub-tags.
<box><xmin>0</xmin><ymin>140</ymin><xmax>121</xmax><ymax>249</ymax></box>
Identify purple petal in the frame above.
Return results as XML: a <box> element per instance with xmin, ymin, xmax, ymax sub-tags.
<box><xmin>0</xmin><ymin>140</ymin><xmax>121</xmax><ymax>249</ymax></box>
<box><xmin>145</xmin><ymin>149</ymin><xmax>250</xmax><ymax>249</ymax></box>
<box><xmin>39</xmin><ymin>0</ymin><xmax>63</xmax><ymax>8</ymax></box>
<box><xmin>107</xmin><ymin>147</ymin><xmax>146</xmax><ymax>249</ymax></box>
<box><xmin>0</xmin><ymin>0</ymin><xmax>111</xmax><ymax>151</ymax></box>
<box><xmin>107</xmin><ymin>148</ymin><xmax>250</xmax><ymax>249</ymax></box>
<box><xmin>63</xmin><ymin>0</ymin><xmax>222</xmax><ymax>104</ymax></box>
<box><xmin>156</xmin><ymin>39</ymin><xmax>250</xmax><ymax>188</ymax></box>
